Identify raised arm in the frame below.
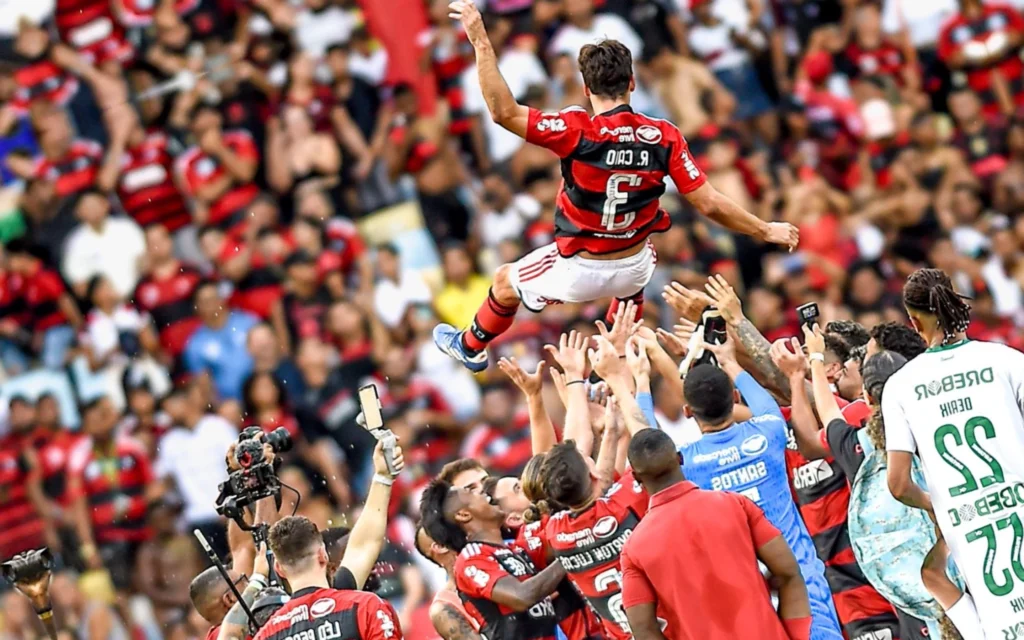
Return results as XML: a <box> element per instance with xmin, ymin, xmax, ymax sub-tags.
<box><xmin>498</xmin><ymin>357</ymin><xmax>557</xmax><ymax>454</ymax></box>
<box><xmin>341</xmin><ymin>440</ymin><xmax>405</xmax><ymax>588</ymax></box>
<box><xmin>771</xmin><ymin>337</ymin><xmax>829</xmax><ymax>460</ymax></box>
<box><xmin>803</xmin><ymin>324</ymin><xmax>843</xmax><ymax>428</ymax></box>
<box><xmin>448</xmin><ymin>1</ymin><xmax>529</xmax><ymax>137</ymax></box>
<box><xmin>544</xmin><ymin>331</ymin><xmax>595</xmax><ymax>457</ymax></box>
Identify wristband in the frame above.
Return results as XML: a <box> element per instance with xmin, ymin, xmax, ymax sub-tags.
<box><xmin>782</xmin><ymin>616</ymin><xmax>812</xmax><ymax>640</ymax></box>
<box><xmin>565</xmin><ymin>379</ymin><xmax>585</xmax><ymax>387</ymax></box>
<box><xmin>373</xmin><ymin>473</ymin><xmax>394</xmax><ymax>487</ymax></box>
<box><xmin>250</xmin><ymin>573</ymin><xmax>268</xmax><ymax>589</ymax></box>
<box><xmin>808</xmin><ymin>353</ymin><xmax>825</xmax><ymax>363</ymax></box>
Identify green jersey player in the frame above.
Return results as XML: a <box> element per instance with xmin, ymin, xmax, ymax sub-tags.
<box><xmin>883</xmin><ymin>268</ymin><xmax>1024</xmax><ymax>640</ymax></box>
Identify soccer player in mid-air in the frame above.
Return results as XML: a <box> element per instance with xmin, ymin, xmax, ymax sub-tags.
<box><xmin>434</xmin><ymin>0</ymin><xmax>799</xmax><ymax>372</ymax></box>
<box><xmin>884</xmin><ymin>268</ymin><xmax>1024</xmax><ymax>639</ymax></box>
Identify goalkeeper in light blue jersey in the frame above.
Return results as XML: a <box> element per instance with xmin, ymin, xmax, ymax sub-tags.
<box><xmin>678</xmin><ymin>337</ymin><xmax>843</xmax><ymax>640</ymax></box>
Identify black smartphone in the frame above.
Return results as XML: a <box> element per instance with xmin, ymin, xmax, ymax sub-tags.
<box><xmin>796</xmin><ymin>302</ymin><xmax>820</xmax><ymax>328</ymax></box>
<box><xmin>701</xmin><ymin>307</ymin><xmax>727</xmax><ymax>345</ymax></box>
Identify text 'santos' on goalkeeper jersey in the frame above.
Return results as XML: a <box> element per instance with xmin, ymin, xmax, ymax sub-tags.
<box><xmin>883</xmin><ymin>339</ymin><xmax>1024</xmax><ymax>639</ymax></box>
<box><xmin>679</xmin><ymin>372</ymin><xmax>844</xmax><ymax>640</ymax></box>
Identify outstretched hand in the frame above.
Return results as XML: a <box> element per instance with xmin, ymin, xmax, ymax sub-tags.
<box><xmin>770</xmin><ymin>337</ymin><xmax>807</xmax><ymax>379</ymax></box>
<box><xmin>544</xmin><ymin>330</ymin><xmax>589</xmax><ymax>381</ymax></box>
<box><xmin>597</xmin><ymin>300</ymin><xmax>641</xmax><ymax>356</ymax></box>
<box><xmin>448</xmin><ymin>1</ymin><xmax>487</xmax><ymax>43</ymax></box>
<box><xmin>704</xmin><ymin>274</ymin><xmax>744</xmax><ymax>326</ymax></box>
<box><xmin>588</xmin><ymin>334</ymin><xmax>624</xmax><ymax>381</ymax></box>
<box><xmin>662</xmin><ymin>282</ymin><xmax>713</xmax><ymax>323</ymax></box>
<box><xmin>498</xmin><ymin>357</ymin><xmax>545</xmax><ymax>397</ymax></box>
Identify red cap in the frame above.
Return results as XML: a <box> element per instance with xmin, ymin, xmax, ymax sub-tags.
<box><xmin>690</xmin><ymin>0</ymin><xmax>711</xmax><ymax>9</ymax></box>
<box><xmin>802</xmin><ymin>51</ymin><xmax>833</xmax><ymax>84</ymax></box>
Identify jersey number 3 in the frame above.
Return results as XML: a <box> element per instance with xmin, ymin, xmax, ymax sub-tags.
<box><xmin>603</xmin><ymin>174</ymin><xmax>642</xmax><ymax>232</ymax></box>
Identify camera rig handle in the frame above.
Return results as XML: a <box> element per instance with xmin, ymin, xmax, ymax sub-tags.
<box><xmin>249</xmin><ymin>524</ymin><xmax>281</xmax><ymax>587</ymax></box>
<box><xmin>193</xmin><ymin>529</ymin><xmax>257</xmax><ymax>628</ymax></box>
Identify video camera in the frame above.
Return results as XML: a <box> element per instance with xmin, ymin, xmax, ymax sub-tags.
<box><xmin>215</xmin><ymin>427</ymin><xmax>293</xmax><ymax>529</ymax></box>
<box><xmin>1</xmin><ymin>548</ymin><xmax>52</xmax><ymax>584</ymax></box>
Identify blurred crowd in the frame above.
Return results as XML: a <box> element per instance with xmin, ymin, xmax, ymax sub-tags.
<box><xmin>3</xmin><ymin>0</ymin><xmax>1024</xmax><ymax>636</ymax></box>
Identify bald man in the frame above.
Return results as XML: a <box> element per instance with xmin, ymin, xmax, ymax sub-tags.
<box><xmin>620</xmin><ymin>429</ymin><xmax>812</xmax><ymax>640</ymax></box>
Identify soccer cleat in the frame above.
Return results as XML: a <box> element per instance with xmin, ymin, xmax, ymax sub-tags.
<box><xmin>433</xmin><ymin>323</ymin><xmax>488</xmax><ymax>372</ymax></box>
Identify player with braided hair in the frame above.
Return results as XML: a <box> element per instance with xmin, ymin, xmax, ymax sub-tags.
<box><xmin>883</xmin><ymin>267</ymin><xmax>1024</xmax><ymax>639</ymax></box>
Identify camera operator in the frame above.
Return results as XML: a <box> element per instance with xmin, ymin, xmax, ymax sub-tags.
<box><xmin>4</xmin><ymin>550</ymin><xmax>59</xmax><ymax>640</ymax></box>
<box><xmin>221</xmin><ymin>515</ymin><xmax>402</xmax><ymax>640</ymax></box>
<box><xmin>190</xmin><ymin>437</ymin><xmax>282</xmax><ymax>640</ymax></box>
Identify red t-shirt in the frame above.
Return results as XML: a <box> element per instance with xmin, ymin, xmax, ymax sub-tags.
<box><xmin>544</xmin><ymin>469</ymin><xmax>648</xmax><ymax>640</ymax></box>
<box><xmin>21</xmin><ymin>265</ymin><xmax>68</xmax><ymax>332</ymax></box>
<box><xmin>33</xmin><ymin>139</ymin><xmax>102</xmax><ymax>197</ymax></box>
<box><xmin>67</xmin><ymin>436</ymin><xmax>155</xmax><ymax>544</ymax></box>
<box><xmin>620</xmin><ymin>481</ymin><xmax>787</xmax><ymax>640</ymax></box>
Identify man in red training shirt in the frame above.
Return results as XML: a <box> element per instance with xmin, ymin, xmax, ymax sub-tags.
<box><xmin>433</xmin><ymin>0</ymin><xmax>798</xmax><ymax>373</ymax></box>
<box><xmin>620</xmin><ymin>429</ymin><xmax>812</xmax><ymax>640</ymax></box>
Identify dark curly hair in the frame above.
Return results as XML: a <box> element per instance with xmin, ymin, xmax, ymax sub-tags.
<box><xmin>825</xmin><ymin>320</ymin><xmax>870</xmax><ymax>350</ymax></box>
<box><xmin>578</xmin><ymin>40</ymin><xmax>633</xmax><ymax>99</ymax></box>
<box><xmin>869</xmin><ymin>322</ymin><xmax>928</xmax><ymax>360</ymax></box>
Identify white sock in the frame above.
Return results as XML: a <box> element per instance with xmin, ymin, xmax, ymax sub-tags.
<box><xmin>945</xmin><ymin>593</ymin><xmax>986</xmax><ymax>640</ymax></box>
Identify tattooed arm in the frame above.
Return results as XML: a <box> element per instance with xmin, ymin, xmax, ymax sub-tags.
<box><xmin>704</xmin><ymin>275</ymin><xmax>814</xmax><ymax>408</ymax></box>
<box><xmin>430</xmin><ymin>602</ymin><xmax>482</xmax><ymax>640</ymax></box>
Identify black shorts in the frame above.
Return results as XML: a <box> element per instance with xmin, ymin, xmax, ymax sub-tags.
<box><xmin>99</xmin><ymin>541</ymin><xmax>142</xmax><ymax>591</ymax></box>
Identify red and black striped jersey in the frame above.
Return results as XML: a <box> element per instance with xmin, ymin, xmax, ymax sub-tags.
<box><xmin>781</xmin><ymin>400</ymin><xmax>899</xmax><ymax>635</ymax></box>
<box><xmin>0</xmin><ymin>270</ymin><xmax>27</xmax><ymax>330</ymax></box>
<box><xmin>54</xmin><ymin>0</ymin><xmax>132</xmax><ymax>64</ymax></box>
<box><xmin>30</xmin><ymin>428</ymin><xmax>82</xmax><ymax>505</ymax></box>
<box><xmin>175</xmin><ymin>130</ymin><xmax>260</xmax><ymax>230</ymax></box>
<box><xmin>455</xmin><ymin>541</ymin><xmax>561</xmax><ymax>640</ymax></box>
<box><xmin>515</xmin><ymin>516</ymin><xmax>607</xmax><ymax>640</ymax></box>
<box><xmin>525</xmin><ymin>104</ymin><xmax>706</xmax><ymax>256</ymax></box>
<box><xmin>132</xmin><ymin>264</ymin><xmax>203</xmax><ymax>356</ymax></box>
<box><xmin>938</xmin><ymin>3</ymin><xmax>1024</xmax><ymax>115</ymax></box>
<box><xmin>118</xmin><ymin>132</ymin><xmax>192</xmax><ymax>233</ymax></box>
<box><xmin>10</xmin><ymin>58</ymin><xmax>78</xmax><ymax>115</ymax></box>
<box><xmin>214</xmin><ymin>238</ymin><xmax>283</xmax><ymax>320</ymax></box>
<box><xmin>20</xmin><ymin>265</ymin><xmax>69</xmax><ymax>332</ymax></box>
<box><xmin>67</xmin><ymin>435</ymin><xmax>155</xmax><ymax>544</ymax></box>
<box><xmin>252</xmin><ymin>587</ymin><xmax>402</xmax><ymax>640</ymax></box>
<box><xmin>544</xmin><ymin>469</ymin><xmax>648</xmax><ymax>640</ymax></box>
<box><xmin>0</xmin><ymin>436</ymin><xmax>45</xmax><ymax>560</ymax></box>
<box><xmin>33</xmin><ymin>139</ymin><xmax>102</xmax><ymax>197</ymax></box>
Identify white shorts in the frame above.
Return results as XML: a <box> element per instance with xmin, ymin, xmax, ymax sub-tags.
<box><xmin>509</xmin><ymin>241</ymin><xmax>657</xmax><ymax>312</ymax></box>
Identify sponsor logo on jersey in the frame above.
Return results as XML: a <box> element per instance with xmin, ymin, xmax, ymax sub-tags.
<box><xmin>310</xmin><ymin>598</ymin><xmax>336</xmax><ymax>618</ymax></box>
<box><xmin>376</xmin><ymin>610</ymin><xmax>396</xmax><ymax>638</ymax></box>
<box><xmin>636</xmin><ymin>125</ymin><xmax>662</xmax><ymax>144</ymax></box>
<box><xmin>680</xmin><ymin>151</ymin><xmax>700</xmax><ymax>180</ymax></box>
<box><xmin>1001</xmin><ymin>622</ymin><xmax>1024</xmax><ymax>640</ymax></box>
<box><xmin>947</xmin><ymin>482</ymin><xmax>1024</xmax><ymax>527</ymax></box>
<box><xmin>792</xmin><ymin>459</ymin><xmax>834</xmax><ymax>490</ymax></box>
<box><xmin>536</xmin><ymin>118</ymin><xmax>566</xmax><ymax>132</ymax></box>
<box><xmin>271</xmin><ymin>605</ymin><xmax>309</xmax><ymax>626</ymax></box>
<box><xmin>464</xmin><ymin>565</ymin><xmax>491</xmax><ymax>587</ymax></box>
<box><xmin>741</xmin><ymin>434</ymin><xmax>768</xmax><ymax>457</ymax></box>
<box><xmin>914</xmin><ymin>367</ymin><xmax>994</xmax><ymax>400</ymax></box>
<box><xmin>691</xmin><ymin>446</ymin><xmax>741</xmax><ymax>466</ymax></box>
<box><xmin>600</xmin><ymin>125</ymin><xmax>635</xmax><ymax>142</ymax></box>
<box><xmin>852</xmin><ymin>630</ymin><xmax>893</xmax><ymax>640</ymax></box>
<box><xmin>593</xmin><ymin>515</ymin><xmax>618</xmax><ymax>539</ymax></box>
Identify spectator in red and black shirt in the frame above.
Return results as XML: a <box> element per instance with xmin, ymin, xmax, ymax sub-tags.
<box><xmin>198</xmin><ymin>225</ymin><xmax>286</xmax><ymax>327</ymax></box>
<box><xmin>24</xmin><ymin>106</ymin><xmax>103</xmax><ymax>198</ymax></box>
<box><xmin>0</xmin><ymin>396</ymin><xmax>48</xmax><ymax>561</ymax></box>
<box><xmin>6</xmin><ymin>239</ymin><xmax>83</xmax><ymax>369</ymax></box>
<box><xmin>68</xmin><ymin>396</ymin><xmax>160</xmax><ymax>591</ymax></box>
<box><xmin>938</xmin><ymin>0</ymin><xmax>1024</xmax><ymax>116</ymax></box>
<box><xmin>53</xmin><ymin>0</ymin><xmax>134</xmax><ymax>69</ymax></box>
<box><xmin>282</xmin><ymin>250</ymin><xmax>334</xmax><ymax>348</ymax></box>
<box><xmin>176</xmin><ymin>103</ymin><xmax>260</xmax><ymax>232</ymax></box>
<box><xmin>419</xmin><ymin>479</ymin><xmax>569</xmax><ymax>640</ymax></box>
<box><xmin>460</xmin><ymin>386</ymin><xmax>533</xmax><ymax>478</ymax></box>
<box><xmin>107</xmin><ymin>123</ymin><xmax>193</xmax><ymax>236</ymax></box>
<box><xmin>133</xmin><ymin>224</ymin><xmax>203</xmax><ymax>358</ymax></box>
<box><xmin>0</xmin><ymin>244</ymin><xmax>30</xmax><ymax>375</ymax></box>
<box><xmin>28</xmin><ymin>392</ymin><xmax>81</xmax><ymax>512</ymax></box>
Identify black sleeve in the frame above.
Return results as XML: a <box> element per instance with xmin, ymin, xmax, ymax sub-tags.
<box><xmin>332</xmin><ymin>566</ymin><xmax>358</xmax><ymax>591</ymax></box>
<box><xmin>825</xmin><ymin>418</ymin><xmax>864</xmax><ymax>480</ymax></box>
